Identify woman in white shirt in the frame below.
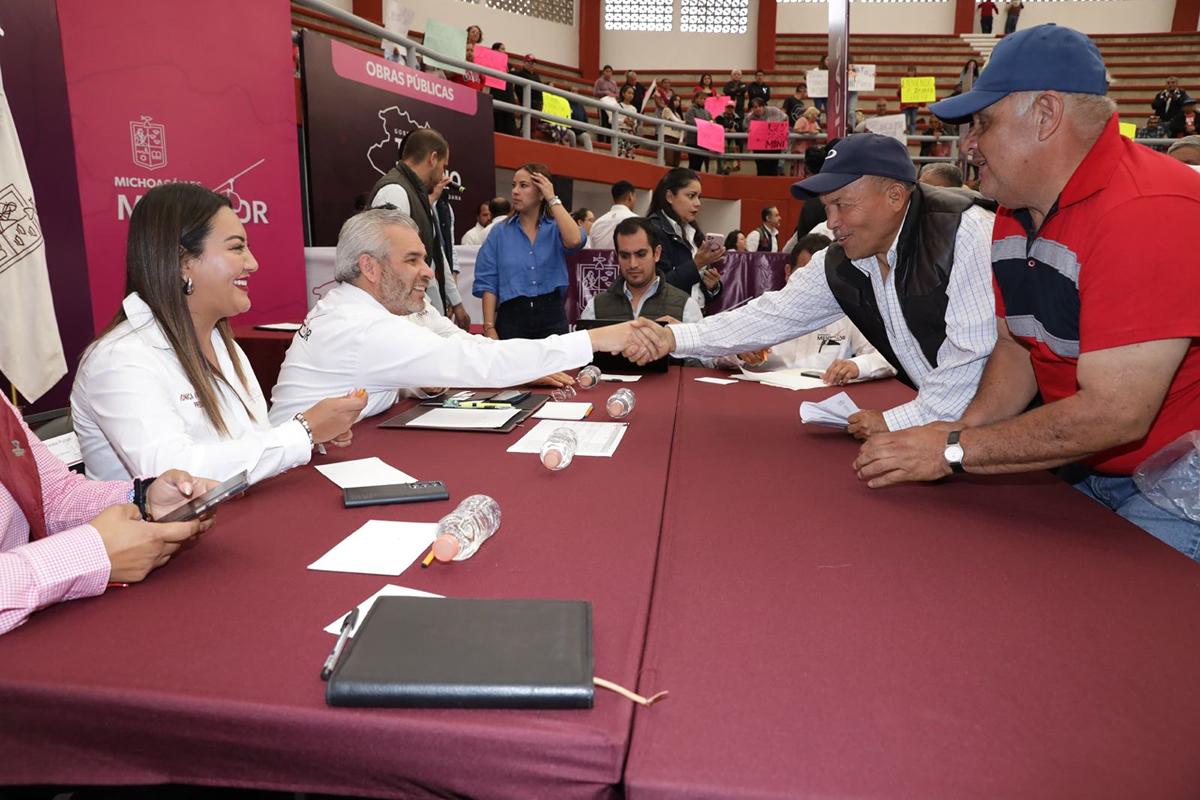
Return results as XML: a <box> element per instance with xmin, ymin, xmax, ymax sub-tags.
<box><xmin>72</xmin><ymin>183</ymin><xmax>365</xmax><ymax>484</ymax></box>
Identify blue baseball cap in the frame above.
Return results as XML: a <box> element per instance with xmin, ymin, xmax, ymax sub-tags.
<box><xmin>930</xmin><ymin>24</ymin><xmax>1108</xmax><ymax>124</ymax></box>
<box><xmin>789</xmin><ymin>134</ymin><xmax>916</xmax><ymax>198</ymax></box>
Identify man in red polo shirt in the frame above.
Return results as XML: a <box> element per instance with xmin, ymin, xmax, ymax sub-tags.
<box><xmin>853</xmin><ymin>24</ymin><xmax>1200</xmax><ymax>560</ymax></box>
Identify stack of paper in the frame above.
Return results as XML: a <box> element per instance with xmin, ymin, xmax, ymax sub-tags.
<box><xmin>409</xmin><ymin>407</ymin><xmax>520</xmax><ymax>429</ymax></box>
<box><xmin>799</xmin><ymin>391</ymin><xmax>861</xmax><ymax>428</ymax></box>
<box><xmin>507</xmin><ymin>419</ymin><xmax>628</xmax><ymax>457</ymax></box>
<box><xmin>734</xmin><ymin>368</ymin><xmax>827</xmax><ymax>391</ymax></box>
<box><xmin>533</xmin><ymin>402</ymin><xmax>593</xmax><ymax>420</ymax></box>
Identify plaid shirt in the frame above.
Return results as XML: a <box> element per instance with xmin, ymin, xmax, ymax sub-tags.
<box><xmin>1</xmin><ymin>397</ymin><xmax>130</xmax><ymax>634</ymax></box>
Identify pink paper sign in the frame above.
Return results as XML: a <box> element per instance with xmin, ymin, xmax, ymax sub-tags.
<box><xmin>695</xmin><ymin>118</ymin><xmax>726</xmax><ymax>153</ymax></box>
<box><xmin>704</xmin><ymin>95</ymin><xmax>733</xmax><ymax>117</ymax></box>
<box><xmin>748</xmin><ymin>120</ymin><xmax>789</xmax><ymax>150</ymax></box>
<box><xmin>471</xmin><ymin>46</ymin><xmax>508</xmax><ymax>91</ymax></box>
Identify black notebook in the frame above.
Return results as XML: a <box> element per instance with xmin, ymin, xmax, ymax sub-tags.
<box><xmin>325</xmin><ymin>597</ymin><xmax>595</xmax><ymax>709</ymax></box>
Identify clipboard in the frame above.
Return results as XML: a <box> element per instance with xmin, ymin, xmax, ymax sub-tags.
<box><xmin>378</xmin><ymin>392</ymin><xmax>549</xmax><ymax>433</ymax></box>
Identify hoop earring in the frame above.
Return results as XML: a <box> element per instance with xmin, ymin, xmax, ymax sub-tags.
<box><xmin>183</xmin><ymin>277</ymin><xmax>194</xmax><ymax>296</ymax></box>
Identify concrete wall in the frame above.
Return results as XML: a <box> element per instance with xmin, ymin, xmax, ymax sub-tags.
<box><xmin>776</xmin><ymin>0</ymin><xmax>1176</xmax><ymax>37</ymax></box>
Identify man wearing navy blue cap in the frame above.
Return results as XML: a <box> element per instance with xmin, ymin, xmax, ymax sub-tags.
<box><xmin>854</xmin><ymin>24</ymin><xmax>1200</xmax><ymax>561</ymax></box>
<box><xmin>624</xmin><ymin>132</ymin><xmax>997</xmax><ymax>437</ymax></box>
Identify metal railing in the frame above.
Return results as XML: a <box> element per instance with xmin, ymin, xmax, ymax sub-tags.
<box><xmin>291</xmin><ymin>0</ymin><xmax>1181</xmax><ymax>173</ymax></box>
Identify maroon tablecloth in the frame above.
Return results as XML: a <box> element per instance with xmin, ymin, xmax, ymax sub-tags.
<box><xmin>0</xmin><ymin>370</ymin><xmax>683</xmax><ymax>799</ymax></box>
<box><xmin>625</xmin><ymin>374</ymin><xmax>1200</xmax><ymax>800</ymax></box>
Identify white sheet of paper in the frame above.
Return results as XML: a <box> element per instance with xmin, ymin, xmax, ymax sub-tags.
<box><xmin>799</xmin><ymin>391</ymin><xmax>862</xmax><ymax>427</ymax></box>
<box><xmin>315</xmin><ymin>457</ymin><xmax>417</xmax><ymax>489</ymax></box>
<box><xmin>533</xmin><ymin>401</ymin><xmax>593</xmax><ymax>420</ymax></box>
<box><xmin>600</xmin><ymin>374</ymin><xmax>642</xmax><ymax>382</ymax></box>
<box><xmin>695</xmin><ymin>377</ymin><xmax>737</xmax><ymax>385</ymax></box>
<box><xmin>43</xmin><ymin>432</ymin><xmax>83</xmax><ymax>465</ymax></box>
<box><xmin>254</xmin><ymin>322</ymin><xmax>303</xmax><ymax>331</ymax></box>
<box><xmin>324</xmin><ymin>583</ymin><xmax>443</xmax><ymax>636</ymax></box>
<box><xmin>736</xmin><ymin>368</ymin><xmax>827</xmax><ymax>391</ymax></box>
<box><xmin>410</xmin><ymin>406</ymin><xmax>520</xmax><ymax>429</ymax></box>
<box><xmin>507</xmin><ymin>419</ymin><xmax>628</xmax><ymax>457</ymax></box>
<box><xmin>307</xmin><ymin>520</ymin><xmax>438</xmax><ymax>576</ymax></box>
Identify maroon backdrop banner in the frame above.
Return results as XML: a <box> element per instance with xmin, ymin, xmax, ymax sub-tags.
<box><xmin>565</xmin><ymin>250</ymin><xmax>789</xmax><ymax>323</ymax></box>
<box><xmin>55</xmin><ymin>0</ymin><xmax>307</xmax><ymax>329</ymax></box>
<box><xmin>302</xmin><ymin>34</ymin><xmax>495</xmax><ymax>247</ymax></box>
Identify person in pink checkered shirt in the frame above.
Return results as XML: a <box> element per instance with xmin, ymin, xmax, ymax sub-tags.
<box><xmin>0</xmin><ymin>396</ymin><xmax>216</xmax><ymax>634</ymax></box>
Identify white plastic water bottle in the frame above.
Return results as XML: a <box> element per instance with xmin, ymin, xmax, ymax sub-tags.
<box><xmin>577</xmin><ymin>365</ymin><xmax>602</xmax><ymax>390</ymax></box>
<box><xmin>539</xmin><ymin>427</ymin><xmax>578</xmax><ymax>471</ymax></box>
<box><xmin>431</xmin><ymin>495</ymin><xmax>502</xmax><ymax>562</ymax></box>
<box><xmin>606</xmin><ymin>388</ymin><xmax>636</xmax><ymax>418</ymax></box>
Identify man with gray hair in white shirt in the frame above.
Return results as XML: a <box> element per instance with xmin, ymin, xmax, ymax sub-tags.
<box><xmin>269</xmin><ymin>208</ymin><xmax>637</xmax><ymax>423</ymax></box>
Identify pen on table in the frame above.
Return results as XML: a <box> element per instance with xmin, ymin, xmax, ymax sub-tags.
<box><xmin>420</xmin><ymin>547</ymin><xmax>437</xmax><ymax>568</ymax></box>
<box><xmin>107</xmin><ymin>582</ymin><xmax>130</xmax><ymax>589</ymax></box>
<box><xmin>456</xmin><ymin>401</ymin><xmax>513</xmax><ymax>409</ymax></box>
<box><xmin>320</xmin><ymin>607</ymin><xmax>359</xmax><ymax>681</ymax></box>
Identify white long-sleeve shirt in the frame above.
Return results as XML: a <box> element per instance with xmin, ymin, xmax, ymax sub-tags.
<box><xmin>71</xmin><ymin>293</ymin><xmax>312</xmax><ymax>484</ymax></box>
<box><xmin>766</xmin><ymin>317</ymin><xmax>896</xmax><ymax>379</ymax></box>
<box><xmin>670</xmin><ymin>204</ymin><xmax>997</xmax><ymax>430</ymax></box>
<box><xmin>744</xmin><ymin>226</ymin><xmax>779</xmax><ymax>253</ymax></box>
<box><xmin>584</xmin><ymin>203</ymin><xmax>637</xmax><ymax>250</ymax></box>
<box><xmin>268</xmin><ymin>282</ymin><xmax>592</xmax><ymax>423</ymax></box>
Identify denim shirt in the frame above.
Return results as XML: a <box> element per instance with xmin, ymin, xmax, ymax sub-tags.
<box><xmin>472</xmin><ymin>214</ymin><xmax>584</xmax><ymax>304</ymax></box>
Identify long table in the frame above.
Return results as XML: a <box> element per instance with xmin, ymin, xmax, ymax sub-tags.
<box><xmin>0</xmin><ymin>370</ymin><xmax>684</xmax><ymax>800</ymax></box>
<box><xmin>625</xmin><ymin>374</ymin><xmax>1200</xmax><ymax>799</ymax></box>
<box><xmin>4</xmin><ymin>369</ymin><xmax>1200</xmax><ymax>798</ymax></box>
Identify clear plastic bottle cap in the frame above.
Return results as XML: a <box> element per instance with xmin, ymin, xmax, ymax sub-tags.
<box><xmin>432</xmin><ymin>534</ymin><xmax>461</xmax><ymax>562</ymax></box>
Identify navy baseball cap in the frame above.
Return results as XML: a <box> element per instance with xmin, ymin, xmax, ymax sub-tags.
<box><xmin>930</xmin><ymin>24</ymin><xmax>1108</xmax><ymax>124</ymax></box>
<box><xmin>790</xmin><ymin>134</ymin><xmax>916</xmax><ymax>198</ymax></box>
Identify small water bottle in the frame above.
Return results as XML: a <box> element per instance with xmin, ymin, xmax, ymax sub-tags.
<box><xmin>577</xmin><ymin>365</ymin><xmax>602</xmax><ymax>390</ymax></box>
<box><xmin>539</xmin><ymin>427</ymin><xmax>578</xmax><ymax>471</ymax></box>
<box><xmin>431</xmin><ymin>494</ymin><xmax>502</xmax><ymax>562</ymax></box>
<box><xmin>606</xmin><ymin>388</ymin><xmax>636</xmax><ymax>418</ymax></box>
<box><xmin>551</xmin><ymin>384</ymin><xmax>577</xmax><ymax>402</ymax></box>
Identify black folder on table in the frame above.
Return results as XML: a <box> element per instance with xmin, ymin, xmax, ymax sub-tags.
<box><xmin>325</xmin><ymin>597</ymin><xmax>595</xmax><ymax>709</ymax></box>
<box><xmin>378</xmin><ymin>392</ymin><xmax>547</xmax><ymax>433</ymax></box>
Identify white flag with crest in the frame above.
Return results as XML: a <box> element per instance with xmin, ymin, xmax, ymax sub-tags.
<box><xmin>0</xmin><ymin>64</ymin><xmax>67</xmax><ymax>401</ymax></box>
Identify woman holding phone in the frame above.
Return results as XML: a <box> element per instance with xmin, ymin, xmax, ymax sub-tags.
<box><xmin>645</xmin><ymin>167</ymin><xmax>724</xmax><ymax>300</ymax></box>
<box><xmin>72</xmin><ymin>183</ymin><xmax>365</xmax><ymax>484</ymax></box>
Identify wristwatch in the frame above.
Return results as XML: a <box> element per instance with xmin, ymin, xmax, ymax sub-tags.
<box><xmin>546</xmin><ymin>196</ymin><xmax>563</xmax><ymax>209</ymax></box>
<box><xmin>944</xmin><ymin>430</ymin><xmax>965</xmax><ymax>474</ymax></box>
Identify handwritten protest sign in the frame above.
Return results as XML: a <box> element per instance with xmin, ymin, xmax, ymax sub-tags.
<box><xmin>901</xmin><ymin>77</ymin><xmax>936</xmax><ymax>104</ymax></box>
<box><xmin>748</xmin><ymin>120</ymin><xmax>789</xmax><ymax>150</ymax></box>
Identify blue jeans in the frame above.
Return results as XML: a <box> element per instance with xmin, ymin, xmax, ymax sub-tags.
<box><xmin>1073</xmin><ymin>474</ymin><xmax>1200</xmax><ymax>561</ymax></box>
<box><xmin>903</xmin><ymin>107</ymin><xmax>918</xmax><ymax>134</ymax></box>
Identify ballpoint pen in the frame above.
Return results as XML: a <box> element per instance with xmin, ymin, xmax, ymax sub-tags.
<box><xmin>320</xmin><ymin>606</ymin><xmax>359</xmax><ymax>681</ymax></box>
<box><xmin>455</xmin><ymin>401</ymin><xmax>514</xmax><ymax>409</ymax></box>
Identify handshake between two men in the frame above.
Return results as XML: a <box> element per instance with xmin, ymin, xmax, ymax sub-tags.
<box><xmin>585</xmin><ymin>317</ymin><xmax>894</xmax><ymax>443</ymax></box>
